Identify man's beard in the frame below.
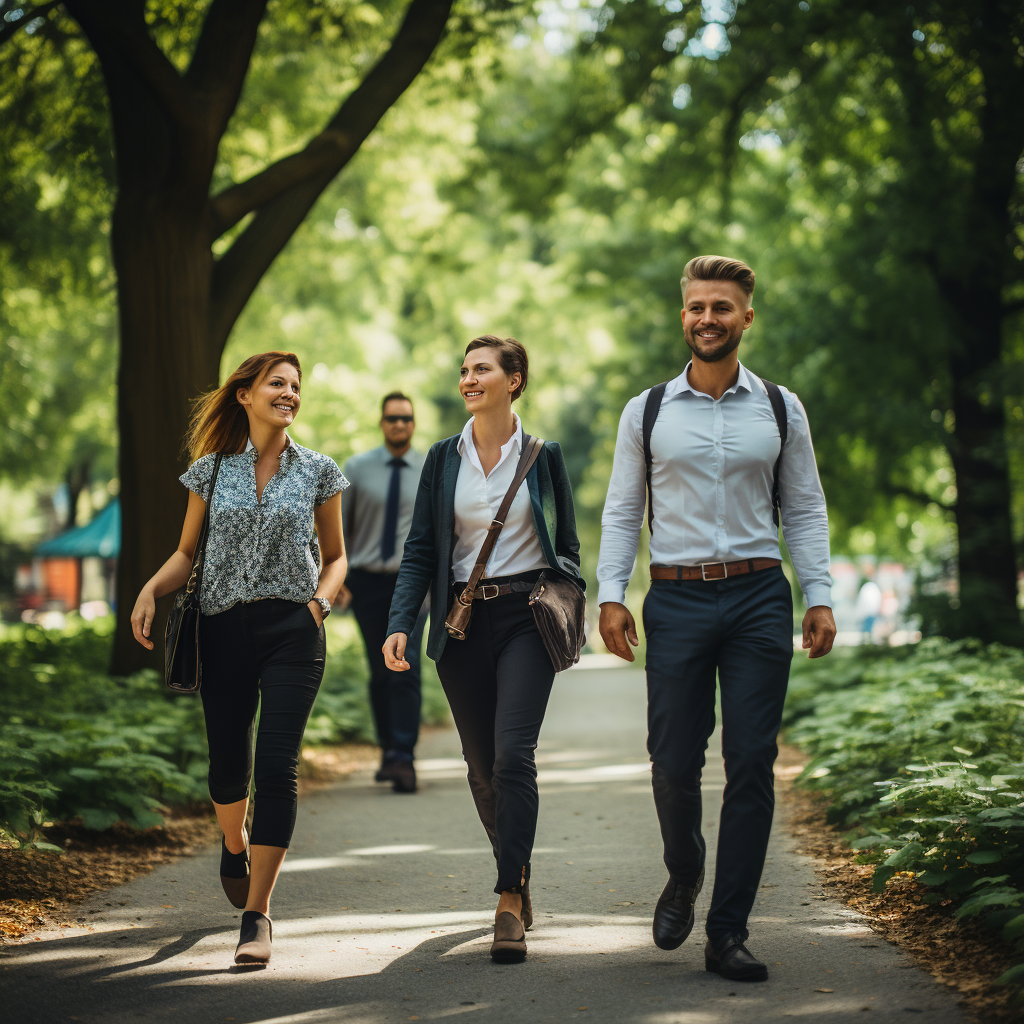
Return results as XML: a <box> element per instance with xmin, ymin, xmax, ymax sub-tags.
<box><xmin>684</xmin><ymin>327</ymin><xmax>742</xmax><ymax>364</ymax></box>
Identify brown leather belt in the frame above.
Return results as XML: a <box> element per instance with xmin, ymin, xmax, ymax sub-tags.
<box><xmin>650</xmin><ymin>558</ymin><xmax>782</xmax><ymax>582</ymax></box>
<box><xmin>453</xmin><ymin>573</ymin><xmax>540</xmax><ymax>601</ymax></box>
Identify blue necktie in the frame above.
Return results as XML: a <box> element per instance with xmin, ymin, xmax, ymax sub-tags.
<box><xmin>380</xmin><ymin>457</ymin><xmax>405</xmax><ymax>562</ymax></box>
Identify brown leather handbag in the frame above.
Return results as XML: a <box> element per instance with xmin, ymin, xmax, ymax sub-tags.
<box><xmin>164</xmin><ymin>452</ymin><xmax>223</xmax><ymax>694</ymax></box>
<box><xmin>528</xmin><ymin>571</ymin><xmax>586</xmax><ymax>672</ymax></box>
<box><xmin>444</xmin><ymin>436</ymin><xmax>544</xmax><ymax>641</ymax></box>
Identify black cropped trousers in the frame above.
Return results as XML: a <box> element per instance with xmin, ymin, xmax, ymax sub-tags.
<box><xmin>199</xmin><ymin>598</ymin><xmax>325</xmax><ymax>848</ymax></box>
<box><xmin>436</xmin><ymin>572</ymin><xmax>555</xmax><ymax>894</ymax></box>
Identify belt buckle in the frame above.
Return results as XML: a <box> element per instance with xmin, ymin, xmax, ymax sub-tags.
<box><xmin>478</xmin><ymin>583</ymin><xmax>500</xmax><ymax>600</ymax></box>
<box><xmin>700</xmin><ymin>562</ymin><xmax>728</xmax><ymax>581</ymax></box>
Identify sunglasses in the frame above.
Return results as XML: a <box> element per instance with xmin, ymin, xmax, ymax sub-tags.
<box><xmin>382</xmin><ymin>415</ymin><xmax>414</xmax><ymax>424</ymax></box>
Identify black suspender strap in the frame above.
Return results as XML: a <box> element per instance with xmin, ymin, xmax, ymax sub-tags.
<box><xmin>641</xmin><ymin>375</ymin><xmax>788</xmax><ymax>533</ymax></box>
<box><xmin>759</xmin><ymin>377</ymin><xmax>788</xmax><ymax>528</ymax></box>
<box><xmin>642</xmin><ymin>382</ymin><xmax>669</xmax><ymax>532</ymax></box>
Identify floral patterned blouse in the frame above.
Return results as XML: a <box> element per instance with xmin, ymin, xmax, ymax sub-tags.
<box><xmin>179</xmin><ymin>436</ymin><xmax>348</xmax><ymax>616</ymax></box>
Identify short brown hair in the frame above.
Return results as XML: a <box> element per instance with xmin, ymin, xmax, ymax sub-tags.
<box><xmin>464</xmin><ymin>335</ymin><xmax>528</xmax><ymax>401</ymax></box>
<box><xmin>681</xmin><ymin>255</ymin><xmax>755</xmax><ymax>300</ymax></box>
<box><xmin>381</xmin><ymin>391</ymin><xmax>413</xmax><ymax>416</ymax></box>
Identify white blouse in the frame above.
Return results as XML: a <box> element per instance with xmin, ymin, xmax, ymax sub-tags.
<box><xmin>450</xmin><ymin>414</ymin><xmax>549</xmax><ymax>582</ymax></box>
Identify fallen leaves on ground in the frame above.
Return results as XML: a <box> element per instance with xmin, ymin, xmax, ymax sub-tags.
<box><xmin>0</xmin><ymin>742</ymin><xmax>376</xmax><ymax>942</ymax></box>
<box><xmin>777</xmin><ymin>743</ymin><xmax>1020</xmax><ymax>1024</ymax></box>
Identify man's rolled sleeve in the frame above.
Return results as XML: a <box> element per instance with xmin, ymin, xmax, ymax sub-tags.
<box><xmin>597</xmin><ymin>397</ymin><xmax>648</xmax><ymax>606</ymax></box>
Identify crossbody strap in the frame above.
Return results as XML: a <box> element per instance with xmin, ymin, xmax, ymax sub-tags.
<box><xmin>459</xmin><ymin>434</ymin><xmax>544</xmax><ymax>603</ymax></box>
<box><xmin>185</xmin><ymin>452</ymin><xmax>223</xmax><ymax>599</ymax></box>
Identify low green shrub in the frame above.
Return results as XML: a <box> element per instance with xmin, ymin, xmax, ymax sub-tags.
<box><xmin>785</xmin><ymin>638</ymin><xmax>1024</xmax><ymax>997</ymax></box>
<box><xmin>0</xmin><ymin>614</ymin><xmax>449</xmax><ymax>845</ymax></box>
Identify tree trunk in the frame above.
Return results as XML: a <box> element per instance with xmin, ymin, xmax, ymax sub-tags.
<box><xmin>946</xmin><ymin>299</ymin><xmax>1022</xmax><ymax>645</ymax></box>
<box><xmin>109</xmin><ymin>200</ymin><xmax>220</xmax><ymax>674</ymax></box>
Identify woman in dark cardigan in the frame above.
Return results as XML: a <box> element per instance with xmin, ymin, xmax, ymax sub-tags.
<box><xmin>383</xmin><ymin>335</ymin><xmax>584</xmax><ymax>964</ymax></box>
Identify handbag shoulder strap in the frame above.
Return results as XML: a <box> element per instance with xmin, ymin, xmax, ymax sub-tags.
<box><xmin>186</xmin><ymin>452</ymin><xmax>223</xmax><ymax>597</ymax></box>
<box><xmin>461</xmin><ymin>434</ymin><xmax>544</xmax><ymax>599</ymax></box>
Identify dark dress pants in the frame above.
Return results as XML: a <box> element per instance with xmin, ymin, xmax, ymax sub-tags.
<box><xmin>199</xmin><ymin>599</ymin><xmax>326</xmax><ymax>848</ymax></box>
<box><xmin>436</xmin><ymin>579</ymin><xmax>555</xmax><ymax>894</ymax></box>
<box><xmin>347</xmin><ymin>568</ymin><xmax>426</xmax><ymax>762</ymax></box>
<box><xmin>643</xmin><ymin>566</ymin><xmax>793</xmax><ymax>943</ymax></box>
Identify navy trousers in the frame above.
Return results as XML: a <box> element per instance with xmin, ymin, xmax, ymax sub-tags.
<box><xmin>643</xmin><ymin>566</ymin><xmax>793</xmax><ymax>943</ymax></box>
<box><xmin>347</xmin><ymin>568</ymin><xmax>426</xmax><ymax>762</ymax></box>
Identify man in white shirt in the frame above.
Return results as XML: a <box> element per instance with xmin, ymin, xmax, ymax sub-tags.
<box><xmin>597</xmin><ymin>255</ymin><xmax>836</xmax><ymax>982</ymax></box>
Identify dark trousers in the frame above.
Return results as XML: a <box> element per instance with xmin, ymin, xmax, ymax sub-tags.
<box><xmin>643</xmin><ymin>566</ymin><xmax>793</xmax><ymax>942</ymax></box>
<box><xmin>436</xmin><ymin>574</ymin><xmax>555</xmax><ymax>893</ymax></box>
<box><xmin>199</xmin><ymin>599</ymin><xmax>326</xmax><ymax>848</ymax></box>
<box><xmin>347</xmin><ymin>568</ymin><xmax>425</xmax><ymax>761</ymax></box>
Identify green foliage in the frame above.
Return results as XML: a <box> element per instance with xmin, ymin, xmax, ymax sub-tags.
<box><xmin>0</xmin><ymin>616</ymin><xmax>448</xmax><ymax>843</ymax></box>
<box><xmin>785</xmin><ymin>639</ymin><xmax>1024</xmax><ymax>997</ymax></box>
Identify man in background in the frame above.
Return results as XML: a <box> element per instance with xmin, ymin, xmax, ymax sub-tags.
<box><xmin>340</xmin><ymin>392</ymin><xmax>427</xmax><ymax>793</ymax></box>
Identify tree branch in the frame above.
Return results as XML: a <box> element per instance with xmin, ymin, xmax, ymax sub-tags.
<box><xmin>1003</xmin><ymin>296</ymin><xmax>1024</xmax><ymax>318</ymax></box>
<box><xmin>885</xmin><ymin>483</ymin><xmax>954</xmax><ymax>512</ymax></box>
<box><xmin>0</xmin><ymin>1</ymin><xmax>61</xmax><ymax>46</ymax></box>
<box><xmin>63</xmin><ymin>0</ymin><xmax>190</xmax><ymax>126</ymax></box>
<box><xmin>185</xmin><ymin>0</ymin><xmax>268</xmax><ymax>139</ymax></box>
<box><xmin>208</xmin><ymin>0</ymin><xmax>455</xmax><ymax>349</ymax></box>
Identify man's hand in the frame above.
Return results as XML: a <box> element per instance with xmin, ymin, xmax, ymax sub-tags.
<box><xmin>336</xmin><ymin>583</ymin><xmax>352</xmax><ymax>612</ymax></box>
<box><xmin>802</xmin><ymin>606</ymin><xmax>836</xmax><ymax>659</ymax></box>
<box><xmin>383</xmin><ymin>632</ymin><xmax>410</xmax><ymax>671</ymax></box>
<box><xmin>599</xmin><ymin>602</ymin><xmax>640</xmax><ymax>662</ymax></box>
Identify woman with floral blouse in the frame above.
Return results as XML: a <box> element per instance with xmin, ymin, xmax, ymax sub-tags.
<box><xmin>130</xmin><ymin>351</ymin><xmax>348</xmax><ymax>966</ymax></box>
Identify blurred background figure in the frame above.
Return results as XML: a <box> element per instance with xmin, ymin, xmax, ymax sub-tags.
<box><xmin>856</xmin><ymin>573</ymin><xmax>883</xmax><ymax>644</ymax></box>
<box><xmin>339</xmin><ymin>393</ymin><xmax>427</xmax><ymax>793</ymax></box>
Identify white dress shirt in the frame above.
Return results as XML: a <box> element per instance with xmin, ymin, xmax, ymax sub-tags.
<box><xmin>451</xmin><ymin>414</ymin><xmax>549</xmax><ymax>582</ymax></box>
<box><xmin>596</xmin><ymin>361</ymin><xmax>832</xmax><ymax>609</ymax></box>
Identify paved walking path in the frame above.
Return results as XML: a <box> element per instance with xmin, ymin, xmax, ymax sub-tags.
<box><xmin>2</xmin><ymin>665</ymin><xmax>965</xmax><ymax>1024</ymax></box>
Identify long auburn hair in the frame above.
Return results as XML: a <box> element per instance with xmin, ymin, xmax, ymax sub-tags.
<box><xmin>184</xmin><ymin>351</ymin><xmax>302</xmax><ymax>463</ymax></box>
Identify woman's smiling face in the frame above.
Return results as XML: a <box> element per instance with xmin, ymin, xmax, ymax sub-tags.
<box><xmin>238</xmin><ymin>361</ymin><xmax>301</xmax><ymax>429</ymax></box>
<box><xmin>459</xmin><ymin>349</ymin><xmax>520</xmax><ymax>415</ymax></box>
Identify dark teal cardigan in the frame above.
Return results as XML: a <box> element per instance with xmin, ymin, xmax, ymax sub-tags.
<box><xmin>386</xmin><ymin>433</ymin><xmax>584</xmax><ymax>662</ymax></box>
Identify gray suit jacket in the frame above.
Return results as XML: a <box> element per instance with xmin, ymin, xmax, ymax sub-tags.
<box><xmin>386</xmin><ymin>433</ymin><xmax>584</xmax><ymax>662</ymax></box>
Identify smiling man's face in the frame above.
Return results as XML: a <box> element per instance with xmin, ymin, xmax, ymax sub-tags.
<box><xmin>681</xmin><ymin>278</ymin><xmax>754</xmax><ymax>363</ymax></box>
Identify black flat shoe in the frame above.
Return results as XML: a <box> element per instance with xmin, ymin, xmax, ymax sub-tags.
<box><xmin>490</xmin><ymin>911</ymin><xmax>527</xmax><ymax>963</ymax></box>
<box><xmin>652</xmin><ymin>867</ymin><xmax>704</xmax><ymax>950</ymax></box>
<box><xmin>234</xmin><ymin>911</ymin><xmax>272</xmax><ymax>965</ymax></box>
<box><xmin>705</xmin><ymin>934</ymin><xmax>768</xmax><ymax>981</ymax></box>
<box><xmin>220</xmin><ymin>837</ymin><xmax>250</xmax><ymax>909</ymax></box>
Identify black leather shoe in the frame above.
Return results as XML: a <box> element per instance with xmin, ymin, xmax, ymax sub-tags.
<box><xmin>390</xmin><ymin>761</ymin><xmax>417</xmax><ymax>793</ymax></box>
<box><xmin>375</xmin><ymin>758</ymin><xmax>398</xmax><ymax>783</ymax></box>
<box><xmin>652</xmin><ymin>868</ymin><xmax>704</xmax><ymax>950</ymax></box>
<box><xmin>705</xmin><ymin>934</ymin><xmax>768</xmax><ymax>981</ymax></box>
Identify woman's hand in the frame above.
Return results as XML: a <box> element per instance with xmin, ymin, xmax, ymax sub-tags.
<box><xmin>383</xmin><ymin>632</ymin><xmax>410</xmax><ymax>671</ymax></box>
<box><xmin>131</xmin><ymin>589</ymin><xmax>157</xmax><ymax>650</ymax></box>
<box><xmin>307</xmin><ymin>599</ymin><xmax>324</xmax><ymax>628</ymax></box>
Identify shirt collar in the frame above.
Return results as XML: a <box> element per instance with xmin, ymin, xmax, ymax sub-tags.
<box><xmin>457</xmin><ymin>413</ymin><xmax>524</xmax><ymax>463</ymax></box>
<box><xmin>245</xmin><ymin>433</ymin><xmax>295</xmax><ymax>458</ymax></box>
<box><xmin>666</xmin><ymin>361</ymin><xmax>756</xmax><ymax>400</ymax></box>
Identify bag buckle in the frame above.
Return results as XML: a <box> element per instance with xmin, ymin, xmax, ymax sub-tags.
<box><xmin>477</xmin><ymin>583</ymin><xmax>500</xmax><ymax>600</ymax></box>
<box><xmin>700</xmin><ymin>561</ymin><xmax>728</xmax><ymax>581</ymax></box>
